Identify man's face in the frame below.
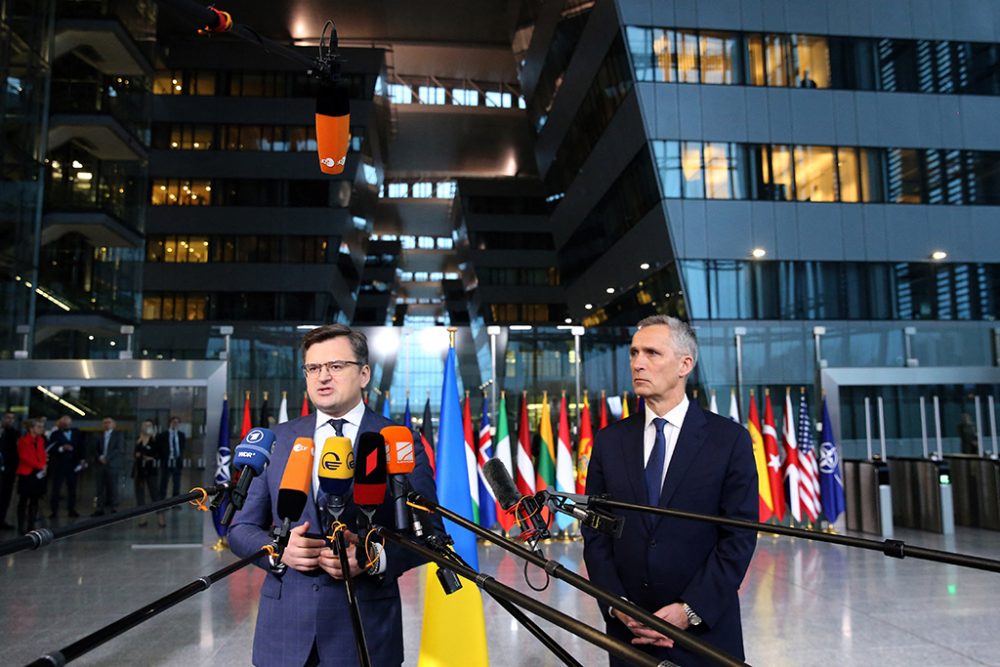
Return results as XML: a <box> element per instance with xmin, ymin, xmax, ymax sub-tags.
<box><xmin>58</xmin><ymin>416</ymin><xmax>72</xmax><ymax>430</ymax></box>
<box><xmin>304</xmin><ymin>336</ymin><xmax>370</xmax><ymax>416</ymax></box>
<box><xmin>1</xmin><ymin>413</ymin><xmax>14</xmax><ymax>428</ymax></box>
<box><xmin>170</xmin><ymin>418</ymin><xmax>180</xmax><ymax>430</ymax></box>
<box><xmin>103</xmin><ymin>418</ymin><xmax>114</xmax><ymax>431</ymax></box>
<box><xmin>630</xmin><ymin>325</ymin><xmax>693</xmax><ymax>403</ymax></box>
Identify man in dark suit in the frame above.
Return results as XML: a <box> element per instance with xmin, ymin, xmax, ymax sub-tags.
<box><xmin>230</xmin><ymin>324</ymin><xmax>439</xmax><ymax>667</ymax></box>
<box><xmin>156</xmin><ymin>416</ymin><xmax>186</xmax><ymax>499</ymax></box>
<box><xmin>583</xmin><ymin>315</ymin><xmax>758</xmax><ymax>667</ymax></box>
<box><xmin>0</xmin><ymin>412</ymin><xmax>19</xmax><ymax>528</ymax></box>
<box><xmin>93</xmin><ymin>417</ymin><xmax>125</xmax><ymax>516</ymax></box>
<box><xmin>47</xmin><ymin>415</ymin><xmax>85</xmax><ymax>518</ymax></box>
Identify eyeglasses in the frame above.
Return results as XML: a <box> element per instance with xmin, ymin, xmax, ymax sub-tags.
<box><xmin>302</xmin><ymin>360</ymin><xmax>364</xmax><ymax>378</ymax></box>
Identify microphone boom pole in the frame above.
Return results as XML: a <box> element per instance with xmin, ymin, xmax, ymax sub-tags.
<box><xmin>330</xmin><ymin>525</ymin><xmax>372</xmax><ymax>667</ymax></box>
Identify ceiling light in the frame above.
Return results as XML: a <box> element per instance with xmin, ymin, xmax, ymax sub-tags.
<box><xmin>930</xmin><ymin>250</ymin><xmax>947</xmax><ymax>261</ymax></box>
<box><xmin>640</xmin><ymin>262</ymin><xmax>650</xmax><ymax>270</ymax></box>
<box><xmin>751</xmin><ymin>248</ymin><xmax>767</xmax><ymax>259</ymax></box>
<box><xmin>605</xmin><ymin>287</ymin><xmax>615</xmax><ymax>294</ymax></box>
<box><xmin>584</xmin><ymin>303</ymin><xmax>593</xmax><ymax>310</ymax></box>
<box><xmin>564</xmin><ymin>318</ymin><xmax>572</xmax><ymax>324</ymax></box>
<box><xmin>72</xmin><ymin>160</ymin><xmax>83</xmax><ymax>169</ymax></box>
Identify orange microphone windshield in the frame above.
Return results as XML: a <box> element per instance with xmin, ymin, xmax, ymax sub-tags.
<box><xmin>277</xmin><ymin>437</ymin><xmax>314</xmax><ymax>521</ymax></box>
<box><xmin>381</xmin><ymin>425</ymin><xmax>416</xmax><ymax>475</ymax></box>
<box><xmin>316</xmin><ymin>81</ymin><xmax>350</xmax><ymax>175</ymax></box>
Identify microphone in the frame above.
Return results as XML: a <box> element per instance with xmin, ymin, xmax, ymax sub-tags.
<box><xmin>222</xmin><ymin>427</ymin><xmax>276</xmax><ymax>525</ymax></box>
<box><xmin>318</xmin><ymin>436</ymin><xmax>354</xmax><ymax>524</ymax></box>
<box><xmin>353</xmin><ymin>431</ymin><xmax>387</xmax><ymax>571</ymax></box>
<box><xmin>381</xmin><ymin>425</ymin><xmax>415</xmax><ymax>533</ymax></box>
<box><xmin>277</xmin><ymin>437</ymin><xmax>315</xmax><ymax>522</ymax></box>
<box><xmin>483</xmin><ymin>457</ymin><xmax>550</xmax><ymax>551</ymax></box>
<box><xmin>316</xmin><ymin>79</ymin><xmax>350</xmax><ymax>174</ymax></box>
<box><xmin>537</xmin><ymin>490</ymin><xmax>624</xmax><ymax>538</ymax></box>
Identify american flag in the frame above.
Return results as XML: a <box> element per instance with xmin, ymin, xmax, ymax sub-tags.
<box><xmin>795</xmin><ymin>392</ymin><xmax>821</xmax><ymax>523</ymax></box>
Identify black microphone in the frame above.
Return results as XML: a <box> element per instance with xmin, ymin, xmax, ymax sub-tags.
<box><xmin>354</xmin><ymin>431</ymin><xmax>388</xmax><ymax>572</ymax></box>
<box><xmin>221</xmin><ymin>427</ymin><xmax>276</xmax><ymax>526</ymax></box>
<box><xmin>538</xmin><ymin>490</ymin><xmax>624</xmax><ymax>538</ymax></box>
<box><xmin>483</xmin><ymin>457</ymin><xmax>550</xmax><ymax>551</ymax></box>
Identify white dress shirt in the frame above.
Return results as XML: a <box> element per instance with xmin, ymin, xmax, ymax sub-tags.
<box><xmin>642</xmin><ymin>395</ymin><xmax>690</xmax><ymax>491</ymax></box>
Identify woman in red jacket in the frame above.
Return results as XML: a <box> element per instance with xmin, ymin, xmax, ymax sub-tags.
<box><xmin>17</xmin><ymin>418</ymin><xmax>47</xmax><ymax>534</ymax></box>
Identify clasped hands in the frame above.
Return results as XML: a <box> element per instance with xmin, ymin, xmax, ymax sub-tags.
<box><xmin>613</xmin><ymin>603</ymin><xmax>689</xmax><ymax>648</ymax></box>
<box><xmin>280</xmin><ymin>521</ymin><xmax>366</xmax><ymax>579</ymax></box>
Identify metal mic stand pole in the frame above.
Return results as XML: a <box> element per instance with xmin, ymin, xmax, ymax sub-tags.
<box><xmin>324</xmin><ymin>502</ymin><xmax>373</xmax><ymax>667</ymax></box>
<box><xmin>373</xmin><ymin>525</ymin><xmax>674</xmax><ymax>667</ymax></box>
<box><xmin>407</xmin><ymin>492</ymin><xmax>746</xmax><ymax>667</ymax></box>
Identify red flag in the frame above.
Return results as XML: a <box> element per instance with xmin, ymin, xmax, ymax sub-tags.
<box><xmin>599</xmin><ymin>390</ymin><xmax>608</xmax><ymax>430</ymax></box>
<box><xmin>300</xmin><ymin>391</ymin><xmax>309</xmax><ymax>417</ymax></box>
<box><xmin>515</xmin><ymin>391</ymin><xmax>535</xmax><ymax>496</ymax></box>
<box><xmin>240</xmin><ymin>391</ymin><xmax>252</xmax><ymax>439</ymax></box>
<box><xmin>763</xmin><ymin>389</ymin><xmax>786</xmax><ymax>521</ymax></box>
<box><xmin>748</xmin><ymin>392</ymin><xmax>773</xmax><ymax>522</ymax></box>
<box><xmin>421</xmin><ymin>396</ymin><xmax>436</xmax><ymax>477</ymax></box>
<box><xmin>576</xmin><ymin>394</ymin><xmax>593</xmax><ymax>494</ymax></box>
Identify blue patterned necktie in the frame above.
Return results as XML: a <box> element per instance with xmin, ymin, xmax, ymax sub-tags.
<box><xmin>327</xmin><ymin>418</ymin><xmax>346</xmax><ymax>437</ymax></box>
<box><xmin>645</xmin><ymin>418</ymin><xmax>667</xmax><ymax>506</ymax></box>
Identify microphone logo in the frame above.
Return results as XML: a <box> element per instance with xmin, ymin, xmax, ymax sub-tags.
<box><xmin>366</xmin><ymin>447</ymin><xmax>379</xmax><ymax>475</ymax></box>
<box><xmin>395</xmin><ymin>442</ymin><xmax>414</xmax><ymax>465</ymax></box>
<box><xmin>246</xmin><ymin>429</ymin><xmax>265</xmax><ymax>444</ymax></box>
<box><xmin>322</xmin><ymin>450</ymin><xmax>354</xmax><ymax>472</ymax></box>
<box><xmin>293</xmin><ymin>443</ymin><xmax>311</xmax><ymax>453</ymax></box>
<box><xmin>320</xmin><ymin>156</ymin><xmax>347</xmax><ymax>168</ymax></box>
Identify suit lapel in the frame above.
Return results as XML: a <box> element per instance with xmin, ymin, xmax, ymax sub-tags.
<box><xmin>654</xmin><ymin>402</ymin><xmax>707</xmax><ymax>530</ymax></box>
<box><xmin>620</xmin><ymin>415</ymin><xmax>647</xmax><ymax>507</ymax></box>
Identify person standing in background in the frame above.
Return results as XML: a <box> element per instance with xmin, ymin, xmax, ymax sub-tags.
<box><xmin>0</xmin><ymin>412</ymin><xmax>19</xmax><ymax>529</ymax></box>
<box><xmin>156</xmin><ymin>416</ymin><xmax>186</xmax><ymax>501</ymax></box>
<box><xmin>93</xmin><ymin>417</ymin><xmax>124</xmax><ymax>516</ymax></box>
<box><xmin>133</xmin><ymin>419</ymin><xmax>164</xmax><ymax>527</ymax></box>
<box><xmin>16</xmin><ymin>418</ymin><xmax>47</xmax><ymax>534</ymax></box>
<box><xmin>47</xmin><ymin>415</ymin><xmax>84</xmax><ymax>519</ymax></box>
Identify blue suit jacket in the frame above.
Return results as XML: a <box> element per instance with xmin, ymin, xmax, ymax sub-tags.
<box><xmin>229</xmin><ymin>409</ymin><xmax>439</xmax><ymax>667</ymax></box>
<box><xmin>582</xmin><ymin>402</ymin><xmax>758</xmax><ymax>667</ymax></box>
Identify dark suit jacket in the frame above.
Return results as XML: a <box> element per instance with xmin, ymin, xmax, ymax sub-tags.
<box><xmin>229</xmin><ymin>409</ymin><xmax>440</xmax><ymax>667</ymax></box>
<box><xmin>154</xmin><ymin>430</ymin><xmax>186</xmax><ymax>469</ymax></box>
<box><xmin>46</xmin><ymin>428</ymin><xmax>85</xmax><ymax>469</ymax></box>
<box><xmin>94</xmin><ymin>430</ymin><xmax>125</xmax><ymax>471</ymax></box>
<box><xmin>583</xmin><ymin>402</ymin><xmax>758</xmax><ymax>667</ymax></box>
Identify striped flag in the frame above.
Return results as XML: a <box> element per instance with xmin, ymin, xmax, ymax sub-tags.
<box><xmin>782</xmin><ymin>389</ymin><xmax>804</xmax><ymax>523</ymax></box>
<box><xmin>599</xmin><ymin>390</ymin><xmax>608</xmax><ymax>430</ymax></box>
<box><xmin>748</xmin><ymin>391</ymin><xmax>773</xmax><ymax>522</ymax></box>
<box><xmin>763</xmin><ymin>390</ymin><xmax>786</xmax><ymax>521</ymax></box>
<box><xmin>476</xmin><ymin>397</ymin><xmax>497</xmax><ymax>529</ymax></box>
<box><xmin>515</xmin><ymin>391</ymin><xmax>535</xmax><ymax>496</ymax></box>
<box><xmin>277</xmin><ymin>391</ymin><xmax>289</xmax><ymax>424</ymax></box>
<box><xmin>300</xmin><ymin>391</ymin><xmax>309</xmax><ymax>417</ymax></box>
<box><xmin>462</xmin><ymin>392</ymin><xmax>480</xmax><ymax>524</ymax></box>
<box><xmin>729</xmin><ymin>389</ymin><xmax>740</xmax><ymax>423</ymax></box>
<box><xmin>536</xmin><ymin>392</ymin><xmax>556</xmax><ymax>524</ymax></box>
<box><xmin>495</xmin><ymin>392</ymin><xmax>515</xmax><ymax>532</ymax></box>
<box><xmin>554</xmin><ymin>392</ymin><xmax>575</xmax><ymax>531</ymax></box>
<box><xmin>796</xmin><ymin>390</ymin><xmax>821</xmax><ymax>523</ymax></box>
<box><xmin>709</xmin><ymin>390</ymin><xmax>719</xmax><ymax>414</ymax></box>
<box><xmin>576</xmin><ymin>393</ymin><xmax>593</xmax><ymax>494</ymax></box>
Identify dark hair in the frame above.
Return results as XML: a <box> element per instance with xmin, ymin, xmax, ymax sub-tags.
<box><xmin>301</xmin><ymin>324</ymin><xmax>369</xmax><ymax>366</ymax></box>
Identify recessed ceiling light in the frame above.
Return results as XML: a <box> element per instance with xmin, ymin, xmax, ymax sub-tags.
<box><xmin>930</xmin><ymin>250</ymin><xmax>947</xmax><ymax>261</ymax></box>
<box><xmin>640</xmin><ymin>262</ymin><xmax>650</xmax><ymax>270</ymax></box>
<box><xmin>606</xmin><ymin>287</ymin><xmax>615</xmax><ymax>294</ymax></box>
<box><xmin>584</xmin><ymin>304</ymin><xmax>593</xmax><ymax>310</ymax></box>
<box><xmin>751</xmin><ymin>248</ymin><xmax>767</xmax><ymax>259</ymax></box>
<box><xmin>564</xmin><ymin>318</ymin><xmax>572</xmax><ymax>324</ymax></box>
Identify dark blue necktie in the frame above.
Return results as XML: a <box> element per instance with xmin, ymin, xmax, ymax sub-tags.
<box><xmin>327</xmin><ymin>418</ymin><xmax>346</xmax><ymax>437</ymax></box>
<box><xmin>645</xmin><ymin>418</ymin><xmax>667</xmax><ymax>506</ymax></box>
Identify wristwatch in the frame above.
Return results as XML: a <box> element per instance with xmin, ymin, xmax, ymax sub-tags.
<box><xmin>682</xmin><ymin>602</ymin><xmax>702</xmax><ymax>627</ymax></box>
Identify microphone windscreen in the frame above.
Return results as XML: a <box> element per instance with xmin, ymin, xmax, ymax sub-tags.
<box><xmin>484</xmin><ymin>457</ymin><xmax>521</xmax><ymax>510</ymax></box>
<box><xmin>381</xmin><ymin>425</ymin><xmax>415</xmax><ymax>475</ymax></box>
<box><xmin>316</xmin><ymin>81</ymin><xmax>350</xmax><ymax>175</ymax></box>
<box><xmin>233</xmin><ymin>427</ymin><xmax>276</xmax><ymax>475</ymax></box>
<box><xmin>277</xmin><ymin>437</ymin><xmax>314</xmax><ymax>521</ymax></box>
<box><xmin>354</xmin><ymin>431</ymin><xmax>387</xmax><ymax>506</ymax></box>
<box><xmin>318</xmin><ymin>436</ymin><xmax>354</xmax><ymax>498</ymax></box>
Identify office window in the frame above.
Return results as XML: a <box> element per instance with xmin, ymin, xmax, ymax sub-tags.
<box><xmin>675</xmin><ymin>30</ymin><xmax>700</xmax><ymax>83</ymax></box>
<box><xmin>387</xmin><ymin>182</ymin><xmax>408</xmax><ymax>198</ymax></box>
<box><xmin>418</xmin><ymin>86</ymin><xmax>445</xmax><ymax>105</ymax></box>
<box><xmin>437</xmin><ymin>237</ymin><xmax>453</xmax><ymax>249</ymax></box>
<box><xmin>411</xmin><ymin>182</ymin><xmax>432</xmax><ymax>198</ymax></box>
<box><xmin>452</xmin><ymin>88</ymin><xmax>479</xmax><ymax>105</ymax></box>
<box><xmin>887</xmin><ymin>148</ymin><xmax>924</xmax><ymax>203</ymax></box>
<box><xmin>436</xmin><ymin>181</ymin><xmax>456</xmax><ymax>198</ymax></box>
<box><xmin>653</xmin><ymin>140</ymin><xmax>683</xmax><ymax>198</ymax></box>
<box><xmin>968</xmin><ymin>150</ymin><xmax>1000</xmax><ymax>205</ymax></box>
<box><xmin>387</xmin><ymin>84</ymin><xmax>412</xmax><ymax>104</ymax></box>
<box><xmin>485</xmin><ymin>91</ymin><xmax>512</xmax><ymax>108</ymax></box>
<box><xmin>681</xmin><ymin>142</ymin><xmax>704</xmax><ymax>198</ymax></box>
<box><xmin>417</xmin><ymin>236</ymin><xmax>435</xmax><ymax>249</ymax></box>
<box><xmin>747</xmin><ymin>34</ymin><xmax>791</xmax><ymax>86</ymax></box>
<box><xmin>791</xmin><ymin>35</ymin><xmax>830</xmax><ymax>88</ymax></box>
<box><xmin>703</xmin><ymin>142</ymin><xmax>744</xmax><ymax>199</ymax></box>
<box><xmin>794</xmin><ymin>145</ymin><xmax>837</xmax><ymax>202</ymax></box>
<box><xmin>699</xmin><ymin>32</ymin><xmax>738</xmax><ymax>84</ymax></box>
<box><xmin>400</xmin><ymin>235</ymin><xmax>416</xmax><ymax>249</ymax></box>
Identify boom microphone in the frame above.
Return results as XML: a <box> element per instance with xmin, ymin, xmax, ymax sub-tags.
<box><xmin>277</xmin><ymin>437</ymin><xmax>314</xmax><ymax>522</ymax></box>
<box><xmin>483</xmin><ymin>457</ymin><xmax>550</xmax><ymax>550</ymax></box>
<box><xmin>316</xmin><ymin>80</ymin><xmax>350</xmax><ymax>174</ymax></box>
<box><xmin>318</xmin><ymin>436</ymin><xmax>354</xmax><ymax>523</ymax></box>
<box><xmin>222</xmin><ymin>427</ymin><xmax>276</xmax><ymax>525</ymax></box>
<box><xmin>382</xmin><ymin>425</ymin><xmax>415</xmax><ymax>532</ymax></box>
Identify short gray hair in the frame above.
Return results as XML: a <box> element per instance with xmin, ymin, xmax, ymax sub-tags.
<box><xmin>635</xmin><ymin>315</ymin><xmax>698</xmax><ymax>365</ymax></box>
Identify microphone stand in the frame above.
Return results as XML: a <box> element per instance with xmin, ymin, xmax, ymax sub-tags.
<box><xmin>27</xmin><ymin>542</ymin><xmax>274</xmax><ymax>667</ymax></box>
<box><xmin>322</xmin><ymin>500</ymin><xmax>373</xmax><ymax>667</ymax></box>
<box><xmin>0</xmin><ymin>482</ymin><xmax>232</xmax><ymax>558</ymax></box>
<box><xmin>372</xmin><ymin>525</ymin><xmax>676</xmax><ymax>667</ymax></box>
<box><xmin>407</xmin><ymin>492</ymin><xmax>746</xmax><ymax>667</ymax></box>
<box><xmin>559</xmin><ymin>493</ymin><xmax>1000</xmax><ymax>575</ymax></box>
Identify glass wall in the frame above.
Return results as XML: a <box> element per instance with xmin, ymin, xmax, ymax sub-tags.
<box><xmin>146</xmin><ymin>235</ymin><xmax>330</xmax><ymax>264</ymax></box>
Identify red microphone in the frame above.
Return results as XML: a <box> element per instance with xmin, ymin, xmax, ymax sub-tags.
<box><xmin>316</xmin><ymin>80</ymin><xmax>350</xmax><ymax>174</ymax></box>
<box><xmin>382</xmin><ymin>426</ymin><xmax>416</xmax><ymax>531</ymax></box>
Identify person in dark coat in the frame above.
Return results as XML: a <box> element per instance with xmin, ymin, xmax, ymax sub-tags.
<box><xmin>47</xmin><ymin>414</ymin><xmax>85</xmax><ymax>519</ymax></box>
<box><xmin>0</xmin><ymin>411</ymin><xmax>19</xmax><ymax>529</ymax></box>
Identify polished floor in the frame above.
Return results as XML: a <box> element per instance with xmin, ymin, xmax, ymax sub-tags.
<box><xmin>3</xmin><ymin>501</ymin><xmax>1000</xmax><ymax>666</ymax></box>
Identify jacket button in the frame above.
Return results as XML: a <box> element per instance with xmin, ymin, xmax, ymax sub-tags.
<box><xmin>641</xmin><ymin>580</ymin><xmax>649</xmax><ymax>589</ymax></box>
<box><xmin>312</xmin><ymin>584</ymin><xmax>319</xmax><ymax>592</ymax></box>
<box><xmin>649</xmin><ymin>540</ymin><xmax>656</xmax><ymax>548</ymax></box>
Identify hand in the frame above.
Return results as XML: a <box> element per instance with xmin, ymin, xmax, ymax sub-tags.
<box><xmin>99</xmin><ymin>455</ymin><xmax>107</xmax><ymax>465</ymax></box>
<box><xmin>281</xmin><ymin>521</ymin><xmax>326</xmax><ymax>572</ymax></box>
<box><xmin>318</xmin><ymin>530</ymin><xmax>366</xmax><ymax>580</ymax></box>
<box><xmin>626</xmin><ymin>602</ymin><xmax>689</xmax><ymax>648</ymax></box>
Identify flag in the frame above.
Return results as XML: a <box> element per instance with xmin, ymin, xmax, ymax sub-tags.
<box><xmin>763</xmin><ymin>390</ymin><xmax>786</xmax><ymax>521</ymax></box>
<box><xmin>782</xmin><ymin>389</ymin><xmax>803</xmax><ymax>523</ymax></box>
<box><xmin>536</xmin><ymin>392</ymin><xmax>556</xmax><ymax>524</ymax></box>
<box><xmin>819</xmin><ymin>396</ymin><xmax>846</xmax><ymax>524</ymax></box>
<box><xmin>418</xmin><ymin>342</ymin><xmax>489</xmax><ymax>667</ymax></box>
<box><xmin>476</xmin><ymin>397</ymin><xmax>497</xmax><ymax>529</ymax></box>
<box><xmin>240</xmin><ymin>392</ymin><xmax>252</xmax><ymax>439</ymax></box>
<box><xmin>796</xmin><ymin>390</ymin><xmax>821</xmax><ymax>523</ymax></box>
<box><xmin>495</xmin><ymin>392</ymin><xmax>515</xmax><ymax>532</ymax></box>
<box><xmin>748</xmin><ymin>392</ymin><xmax>773</xmax><ymax>522</ymax></box>
<box><xmin>709</xmin><ymin>390</ymin><xmax>719</xmax><ymax>414</ymax></box>
<box><xmin>211</xmin><ymin>394</ymin><xmax>231</xmax><ymax>538</ymax></box>
<box><xmin>277</xmin><ymin>391</ymin><xmax>289</xmax><ymax>424</ymax></box>
<box><xmin>599</xmin><ymin>390</ymin><xmax>608</xmax><ymax>430</ymax></box>
<box><xmin>300</xmin><ymin>391</ymin><xmax>309</xmax><ymax>417</ymax></box>
<box><xmin>636</xmin><ymin>395</ymin><xmax>645</xmax><ymax>415</ymax></box>
<box><xmin>404</xmin><ymin>396</ymin><xmax>412</xmax><ymax>429</ymax></box>
<box><xmin>554</xmin><ymin>392</ymin><xmax>575</xmax><ymax>531</ymax></box>
<box><xmin>621</xmin><ymin>391</ymin><xmax>630</xmax><ymax>420</ymax></box>
<box><xmin>382</xmin><ymin>391</ymin><xmax>391</xmax><ymax>419</ymax></box>
<box><xmin>463</xmin><ymin>392</ymin><xmax>480</xmax><ymax>524</ymax></box>
<box><xmin>259</xmin><ymin>391</ymin><xmax>270</xmax><ymax>428</ymax></box>
<box><xmin>421</xmin><ymin>397</ymin><xmax>436</xmax><ymax>475</ymax></box>
<box><xmin>515</xmin><ymin>391</ymin><xmax>535</xmax><ymax>496</ymax></box>
<box><xmin>728</xmin><ymin>389</ymin><xmax>740</xmax><ymax>423</ymax></box>
<box><xmin>576</xmin><ymin>393</ymin><xmax>593</xmax><ymax>494</ymax></box>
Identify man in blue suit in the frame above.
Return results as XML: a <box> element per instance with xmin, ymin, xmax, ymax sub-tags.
<box><xmin>583</xmin><ymin>315</ymin><xmax>758</xmax><ymax>667</ymax></box>
<box><xmin>230</xmin><ymin>324</ymin><xmax>439</xmax><ymax>667</ymax></box>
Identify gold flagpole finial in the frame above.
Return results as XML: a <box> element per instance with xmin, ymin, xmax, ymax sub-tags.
<box><xmin>447</xmin><ymin>326</ymin><xmax>457</xmax><ymax>347</ymax></box>
<box><xmin>800</xmin><ymin>386</ymin><xmax>806</xmax><ymax>395</ymax></box>
<box><xmin>281</xmin><ymin>390</ymin><xmax>287</xmax><ymax>399</ymax></box>
<box><xmin>765</xmin><ymin>387</ymin><xmax>770</xmax><ymax>397</ymax></box>
<box><xmin>749</xmin><ymin>388</ymin><xmax>755</xmax><ymax>397</ymax></box>
<box><xmin>501</xmin><ymin>390</ymin><xmax>506</xmax><ymax>400</ymax></box>
<box><xmin>245</xmin><ymin>390</ymin><xmax>251</xmax><ymax>400</ymax></box>
<box><xmin>263</xmin><ymin>390</ymin><xmax>269</xmax><ymax>401</ymax></box>
<box><xmin>223</xmin><ymin>392</ymin><xmax>228</xmax><ymax>401</ymax></box>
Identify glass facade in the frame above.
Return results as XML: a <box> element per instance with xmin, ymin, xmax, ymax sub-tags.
<box><xmin>146</xmin><ymin>235</ymin><xmax>330</xmax><ymax>264</ymax></box>
<box><xmin>153</xmin><ymin>69</ymin><xmax>378</xmax><ymax>101</ymax></box>
<box><xmin>527</xmin><ymin>0</ymin><xmax>594</xmax><ymax>131</ymax></box>
<box><xmin>149</xmin><ymin>179</ymin><xmax>336</xmax><ymax>207</ymax></box>
<box><xmin>627</xmin><ymin>26</ymin><xmax>1000</xmax><ymax>96</ymax></box>
<box><xmin>142</xmin><ymin>292</ymin><xmax>331</xmax><ymax>321</ymax></box>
